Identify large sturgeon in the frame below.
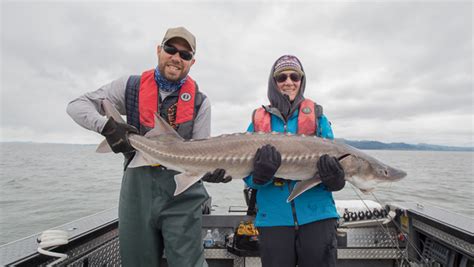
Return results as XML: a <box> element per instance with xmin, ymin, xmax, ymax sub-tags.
<box><xmin>98</xmin><ymin>100</ymin><xmax>406</xmax><ymax>201</ymax></box>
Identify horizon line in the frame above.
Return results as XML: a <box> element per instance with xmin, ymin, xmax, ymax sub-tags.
<box><xmin>1</xmin><ymin>139</ymin><xmax>472</xmax><ymax>150</ymax></box>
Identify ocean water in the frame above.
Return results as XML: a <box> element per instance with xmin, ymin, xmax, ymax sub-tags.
<box><xmin>0</xmin><ymin>142</ymin><xmax>473</xmax><ymax>245</ymax></box>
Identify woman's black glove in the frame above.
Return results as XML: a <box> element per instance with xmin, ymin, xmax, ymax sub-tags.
<box><xmin>101</xmin><ymin>117</ymin><xmax>139</xmax><ymax>153</ymax></box>
<box><xmin>317</xmin><ymin>154</ymin><xmax>345</xmax><ymax>191</ymax></box>
<box><xmin>202</xmin><ymin>168</ymin><xmax>232</xmax><ymax>183</ymax></box>
<box><xmin>252</xmin><ymin>144</ymin><xmax>282</xmax><ymax>185</ymax></box>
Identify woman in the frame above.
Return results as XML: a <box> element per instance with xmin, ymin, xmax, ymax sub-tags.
<box><xmin>244</xmin><ymin>55</ymin><xmax>345</xmax><ymax>267</ymax></box>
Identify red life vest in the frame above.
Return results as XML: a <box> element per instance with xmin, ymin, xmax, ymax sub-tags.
<box><xmin>253</xmin><ymin>99</ymin><xmax>318</xmax><ymax>135</ymax></box>
<box><xmin>138</xmin><ymin>69</ymin><xmax>196</xmax><ymax>128</ymax></box>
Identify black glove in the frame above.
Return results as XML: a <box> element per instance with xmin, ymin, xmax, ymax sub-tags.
<box><xmin>201</xmin><ymin>168</ymin><xmax>232</xmax><ymax>183</ymax></box>
<box><xmin>317</xmin><ymin>154</ymin><xmax>345</xmax><ymax>191</ymax></box>
<box><xmin>252</xmin><ymin>144</ymin><xmax>282</xmax><ymax>185</ymax></box>
<box><xmin>101</xmin><ymin>117</ymin><xmax>139</xmax><ymax>153</ymax></box>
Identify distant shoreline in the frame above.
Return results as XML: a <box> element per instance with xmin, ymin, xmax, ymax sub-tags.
<box><xmin>2</xmin><ymin>140</ymin><xmax>473</xmax><ymax>152</ymax></box>
<box><xmin>337</xmin><ymin>139</ymin><xmax>474</xmax><ymax>152</ymax></box>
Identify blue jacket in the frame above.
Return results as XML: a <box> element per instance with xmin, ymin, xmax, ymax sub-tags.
<box><xmin>244</xmin><ymin>109</ymin><xmax>340</xmax><ymax>227</ymax></box>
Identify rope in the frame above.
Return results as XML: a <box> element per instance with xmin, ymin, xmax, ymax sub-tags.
<box><xmin>37</xmin><ymin>230</ymin><xmax>69</xmax><ymax>266</ymax></box>
<box><xmin>368</xmin><ymin>189</ymin><xmax>427</xmax><ymax>264</ymax></box>
<box><xmin>348</xmin><ymin>184</ymin><xmax>428</xmax><ymax>265</ymax></box>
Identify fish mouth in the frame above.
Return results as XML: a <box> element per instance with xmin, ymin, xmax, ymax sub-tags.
<box><xmin>348</xmin><ymin>165</ymin><xmax>406</xmax><ymax>191</ymax></box>
<box><xmin>346</xmin><ymin>176</ymin><xmax>378</xmax><ymax>192</ymax></box>
<box><xmin>359</xmin><ymin>188</ymin><xmax>375</xmax><ymax>194</ymax></box>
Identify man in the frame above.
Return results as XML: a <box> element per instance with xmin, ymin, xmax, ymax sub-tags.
<box><xmin>67</xmin><ymin>26</ymin><xmax>230</xmax><ymax>267</ymax></box>
<box><xmin>244</xmin><ymin>55</ymin><xmax>345</xmax><ymax>267</ymax></box>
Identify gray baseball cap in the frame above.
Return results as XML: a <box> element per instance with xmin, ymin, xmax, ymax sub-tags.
<box><xmin>161</xmin><ymin>26</ymin><xmax>196</xmax><ymax>53</ymax></box>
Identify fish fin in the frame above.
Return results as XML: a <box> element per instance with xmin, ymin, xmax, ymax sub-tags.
<box><xmin>174</xmin><ymin>172</ymin><xmax>203</xmax><ymax>196</ymax></box>
<box><xmin>96</xmin><ymin>139</ymin><xmax>112</xmax><ymax>153</ymax></box>
<box><xmin>287</xmin><ymin>176</ymin><xmax>322</xmax><ymax>202</ymax></box>
<box><xmin>128</xmin><ymin>151</ymin><xmax>156</xmax><ymax>168</ymax></box>
<box><xmin>144</xmin><ymin>113</ymin><xmax>184</xmax><ymax>142</ymax></box>
<box><xmin>102</xmin><ymin>99</ymin><xmax>126</xmax><ymax>123</ymax></box>
<box><xmin>96</xmin><ymin>99</ymin><xmax>126</xmax><ymax>153</ymax></box>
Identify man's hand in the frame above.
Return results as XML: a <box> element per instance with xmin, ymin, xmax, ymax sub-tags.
<box><xmin>202</xmin><ymin>168</ymin><xmax>232</xmax><ymax>183</ymax></box>
<box><xmin>101</xmin><ymin>117</ymin><xmax>139</xmax><ymax>153</ymax></box>
<box><xmin>317</xmin><ymin>154</ymin><xmax>345</xmax><ymax>191</ymax></box>
<box><xmin>252</xmin><ymin>144</ymin><xmax>282</xmax><ymax>185</ymax></box>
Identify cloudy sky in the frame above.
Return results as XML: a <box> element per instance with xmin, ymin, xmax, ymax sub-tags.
<box><xmin>1</xmin><ymin>1</ymin><xmax>472</xmax><ymax>147</ymax></box>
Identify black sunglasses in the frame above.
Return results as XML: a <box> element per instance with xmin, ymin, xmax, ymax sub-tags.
<box><xmin>162</xmin><ymin>44</ymin><xmax>194</xmax><ymax>61</ymax></box>
<box><xmin>275</xmin><ymin>72</ymin><xmax>302</xmax><ymax>83</ymax></box>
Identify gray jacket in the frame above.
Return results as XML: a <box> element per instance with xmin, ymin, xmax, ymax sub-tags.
<box><xmin>66</xmin><ymin>75</ymin><xmax>211</xmax><ymax>139</ymax></box>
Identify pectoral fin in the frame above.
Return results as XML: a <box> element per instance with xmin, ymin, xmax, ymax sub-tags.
<box><xmin>174</xmin><ymin>172</ymin><xmax>203</xmax><ymax>196</ymax></box>
<box><xmin>287</xmin><ymin>176</ymin><xmax>322</xmax><ymax>202</ymax></box>
<box><xmin>128</xmin><ymin>151</ymin><xmax>156</xmax><ymax>168</ymax></box>
<box><xmin>96</xmin><ymin>139</ymin><xmax>112</xmax><ymax>153</ymax></box>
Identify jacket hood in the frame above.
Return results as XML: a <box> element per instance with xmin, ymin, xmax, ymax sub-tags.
<box><xmin>267</xmin><ymin>55</ymin><xmax>306</xmax><ymax>120</ymax></box>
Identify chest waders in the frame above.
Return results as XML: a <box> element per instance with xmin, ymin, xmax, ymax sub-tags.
<box><xmin>119</xmin><ymin>73</ymin><xmax>209</xmax><ymax>267</ymax></box>
<box><xmin>119</xmin><ymin>166</ymin><xmax>209</xmax><ymax>267</ymax></box>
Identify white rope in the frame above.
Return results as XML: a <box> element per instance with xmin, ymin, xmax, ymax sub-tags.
<box><xmin>37</xmin><ymin>230</ymin><xmax>69</xmax><ymax>266</ymax></box>
<box><xmin>348</xmin><ymin>184</ymin><xmax>428</xmax><ymax>265</ymax></box>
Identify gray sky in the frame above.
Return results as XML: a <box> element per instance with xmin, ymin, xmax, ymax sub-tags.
<box><xmin>1</xmin><ymin>1</ymin><xmax>472</xmax><ymax>147</ymax></box>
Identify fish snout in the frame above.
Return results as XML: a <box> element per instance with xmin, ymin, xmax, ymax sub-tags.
<box><xmin>386</xmin><ymin>166</ymin><xmax>407</xmax><ymax>181</ymax></box>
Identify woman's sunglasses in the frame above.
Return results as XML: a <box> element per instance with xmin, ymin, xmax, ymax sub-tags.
<box><xmin>275</xmin><ymin>72</ymin><xmax>302</xmax><ymax>83</ymax></box>
<box><xmin>162</xmin><ymin>44</ymin><xmax>194</xmax><ymax>61</ymax></box>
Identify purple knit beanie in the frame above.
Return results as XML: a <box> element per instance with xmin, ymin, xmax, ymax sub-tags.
<box><xmin>273</xmin><ymin>55</ymin><xmax>304</xmax><ymax>76</ymax></box>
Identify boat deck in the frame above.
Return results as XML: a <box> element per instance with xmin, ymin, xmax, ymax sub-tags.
<box><xmin>1</xmin><ymin>202</ymin><xmax>472</xmax><ymax>266</ymax></box>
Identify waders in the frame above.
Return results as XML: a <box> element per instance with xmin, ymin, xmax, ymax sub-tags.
<box><xmin>119</xmin><ymin>166</ymin><xmax>209</xmax><ymax>267</ymax></box>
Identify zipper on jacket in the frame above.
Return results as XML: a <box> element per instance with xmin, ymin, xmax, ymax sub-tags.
<box><xmin>287</xmin><ymin>182</ymin><xmax>299</xmax><ymax>230</ymax></box>
<box><xmin>281</xmin><ymin>119</ymin><xmax>298</xmax><ymax>229</ymax></box>
<box><xmin>267</xmin><ymin>107</ymin><xmax>297</xmax><ymax>228</ymax></box>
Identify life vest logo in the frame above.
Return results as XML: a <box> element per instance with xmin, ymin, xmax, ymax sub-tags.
<box><xmin>180</xmin><ymin>93</ymin><xmax>192</xmax><ymax>102</ymax></box>
<box><xmin>302</xmin><ymin>107</ymin><xmax>312</xmax><ymax>114</ymax></box>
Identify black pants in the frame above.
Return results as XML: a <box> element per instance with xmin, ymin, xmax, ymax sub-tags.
<box><xmin>258</xmin><ymin>219</ymin><xmax>338</xmax><ymax>267</ymax></box>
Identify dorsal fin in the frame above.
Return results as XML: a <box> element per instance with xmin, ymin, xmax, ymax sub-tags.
<box><xmin>144</xmin><ymin>113</ymin><xmax>184</xmax><ymax>142</ymax></box>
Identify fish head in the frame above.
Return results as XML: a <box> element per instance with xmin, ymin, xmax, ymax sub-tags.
<box><xmin>339</xmin><ymin>153</ymin><xmax>407</xmax><ymax>192</ymax></box>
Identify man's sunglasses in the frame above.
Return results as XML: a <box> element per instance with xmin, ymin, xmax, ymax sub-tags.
<box><xmin>162</xmin><ymin>44</ymin><xmax>194</xmax><ymax>61</ymax></box>
<box><xmin>275</xmin><ymin>72</ymin><xmax>302</xmax><ymax>83</ymax></box>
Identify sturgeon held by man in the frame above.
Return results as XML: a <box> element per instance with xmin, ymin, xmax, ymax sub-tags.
<box><xmin>98</xmin><ymin>100</ymin><xmax>406</xmax><ymax>202</ymax></box>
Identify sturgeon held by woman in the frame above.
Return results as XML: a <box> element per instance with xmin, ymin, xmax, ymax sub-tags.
<box><xmin>98</xmin><ymin>100</ymin><xmax>406</xmax><ymax>202</ymax></box>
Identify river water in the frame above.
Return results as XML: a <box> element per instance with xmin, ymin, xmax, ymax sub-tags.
<box><xmin>0</xmin><ymin>142</ymin><xmax>472</xmax><ymax>245</ymax></box>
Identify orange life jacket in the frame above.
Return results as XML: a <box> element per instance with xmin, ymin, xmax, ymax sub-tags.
<box><xmin>253</xmin><ymin>99</ymin><xmax>318</xmax><ymax>135</ymax></box>
<box><xmin>138</xmin><ymin>69</ymin><xmax>196</xmax><ymax>128</ymax></box>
